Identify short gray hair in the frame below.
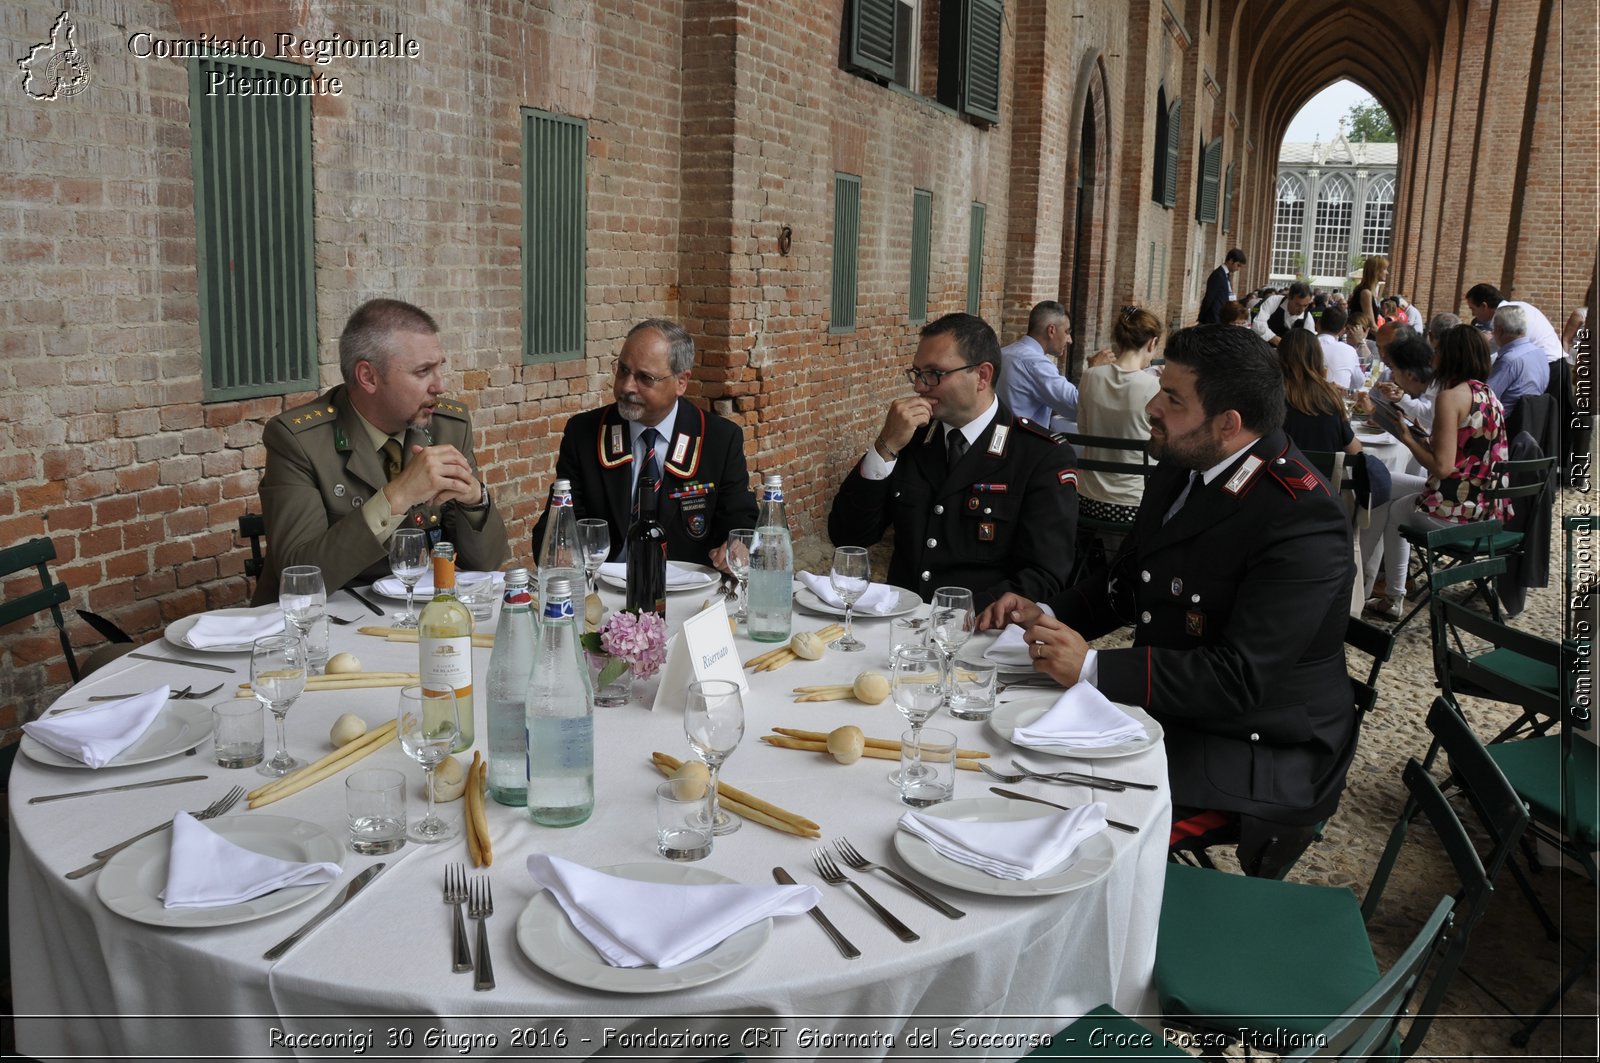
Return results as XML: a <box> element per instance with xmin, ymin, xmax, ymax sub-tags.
<box><xmin>339</xmin><ymin>299</ymin><xmax>438</xmax><ymax>383</ymax></box>
<box><xmin>627</xmin><ymin>318</ymin><xmax>695</xmax><ymax>375</ymax></box>
<box><xmin>1426</xmin><ymin>312</ymin><xmax>1460</xmax><ymax>342</ymax></box>
<box><xmin>1492</xmin><ymin>303</ymin><xmax>1528</xmax><ymax>337</ymax></box>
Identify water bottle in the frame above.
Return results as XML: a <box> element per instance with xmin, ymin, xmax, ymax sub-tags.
<box><xmin>747</xmin><ymin>473</ymin><xmax>794</xmax><ymax>643</ymax></box>
<box><xmin>525</xmin><ymin>576</ymin><xmax>594</xmax><ymax>827</ymax></box>
<box><xmin>538</xmin><ymin>479</ymin><xmax>585</xmax><ymax>619</ymax></box>
<box><xmin>485</xmin><ymin>568</ymin><xmax>534</xmax><ymax>806</ymax></box>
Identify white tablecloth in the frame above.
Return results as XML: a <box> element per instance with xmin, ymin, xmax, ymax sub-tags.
<box><xmin>10</xmin><ymin>587</ymin><xmax>1169</xmax><ymax>1060</ymax></box>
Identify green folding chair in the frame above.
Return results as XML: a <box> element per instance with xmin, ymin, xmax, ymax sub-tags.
<box><xmin>1062</xmin><ymin>432</ymin><xmax>1154</xmax><ymax>586</ymax></box>
<box><xmin>0</xmin><ymin>537</ymin><xmax>84</xmax><ymax>683</ymax></box>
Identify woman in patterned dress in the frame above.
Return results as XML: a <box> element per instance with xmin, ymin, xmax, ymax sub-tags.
<box><xmin>1359</xmin><ymin>324</ymin><xmax>1510</xmax><ymax>618</ymax></box>
<box><xmin>1075</xmin><ymin>304</ymin><xmax>1165</xmax><ymax>529</ymax></box>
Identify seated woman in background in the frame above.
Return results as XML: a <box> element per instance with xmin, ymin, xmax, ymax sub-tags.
<box><xmin>1279</xmin><ymin>330</ymin><xmax>1363</xmax><ymax>456</ymax></box>
<box><xmin>1358</xmin><ymin>325</ymin><xmax>1511</xmax><ymax>619</ymax></box>
<box><xmin>1220</xmin><ymin>300</ymin><xmax>1251</xmax><ymax>327</ymax></box>
<box><xmin>1076</xmin><ymin>304</ymin><xmax>1165</xmax><ymax>526</ymax></box>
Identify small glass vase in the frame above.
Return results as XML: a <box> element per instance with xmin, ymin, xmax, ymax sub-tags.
<box><xmin>587</xmin><ymin>651</ymin><xmax>634</xmax><ymax>707</ymax></box>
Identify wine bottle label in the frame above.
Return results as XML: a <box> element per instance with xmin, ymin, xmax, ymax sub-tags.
<box><xmin>421</xmin><ymin>636</ymin><xmax>473</xmax><ymax>699</ymax></box>
<box><xmin>432</xmin><ymin>554</ymin><xmax>457</xmax><ymax>592</ymax></box>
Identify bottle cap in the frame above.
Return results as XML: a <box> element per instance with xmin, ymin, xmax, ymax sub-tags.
<box><xmin>763</xmin><ymin>473</ymin><xmax>782</xmax><ymax>486</ymax></box>
<box><xmin>505</xmin><ymin>567</ymin><xmax>530</xmax><ymax>586</ymax></box>
<box><xmin>546</xmin><ymin>577</ymin><xmax>574</xmax><ymax>599</ymax></box>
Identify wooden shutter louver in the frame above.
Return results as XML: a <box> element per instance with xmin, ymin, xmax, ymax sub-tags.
<box><xmin>910</xmin><ymin>188</ymin><xmax>932</xmax><ymax>323</ymax></box>
<box><xmin>1163</xmin><ymin>99</ymin><xmax>1182</xmax><ymax>208</ymax></box>
<box><xmin>961</xmin><ymin>0</ymin><xmax>1003</xmax><ymax>124</ymax></box>
<box><xmin>522</xmin><ymin>108</ymin><xmax>587</xmax><ymax>362</ymax></box>
<box><xmin>1197</xmin><ymin>138</ymin><xmax>1222</xmax><ymax>223</ymax></box>
<box><xmin>1221</xmin><ymin>162</ymin><xmax>1235</xmax><ymax>232</ymax></box>
<box><xmin>966</xmin><ymin>202</ymin><xmax>986</xmax><ymax>315</ymax></box>
<box><xmin>844</xmin><ymin>0</ymin><xmax>898</xmax><ymax>82</ymax></box>
<box><xmin>831</xmin><ymin>173</ymin><xmax>861</xmax><ymax>333</ymax></box>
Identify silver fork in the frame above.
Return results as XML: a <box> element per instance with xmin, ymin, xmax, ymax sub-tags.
<box><xmin>1010</xmin><ymin>759</ymin><xmax>1158</xmax><ymax>792</ymax></box>
<box><xmin>833</xmin><ymin>838</ymin><xmax>965</xmax><ymax>919</ymax></box>
<box><xmin>65</xmin><ymin>786</ymin><xmax>246</xmax><ymax>879</ymax></box>
<box><xmin>469</xmin><ymin>876</ymin><xmax>495</xmax><ymax>991</ymax></box>
<box><xmin>977</xmin><ymin>761</ymin><xmax>1127</xmax><ymax>792</ymax></box>
<box><xmin>444</xmin><ymin>863</ymin><xmax>472</xmax><ymax>973</ymax></box>
<box><xmin>49</xmin><ymin>685</ymin><xmax>192</xmax><ymax>713</ymax></box>
<box><xmin>82</xmin><ymin>682</ymin><xmax>225</xmax><ymax>703</ymax></box>
<box><xmin>811</xmin><ymin>849</ymin><xmax>919</xmax><ymax>942</ymax></box>
<box><xmin>326</xmin><ymin>614</ymin><xmax>356</xmax><ymax>626</ymax></box>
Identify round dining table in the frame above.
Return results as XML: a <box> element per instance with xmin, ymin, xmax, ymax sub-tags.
<box><xmin>9</xmin><ymin>580</ymin><xmax>1170</xmax><ymax>1060</ymax></box>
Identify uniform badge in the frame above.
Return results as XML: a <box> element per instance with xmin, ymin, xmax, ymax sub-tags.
<box><xmin>1058</xmin><ymin>469</ymin><xmax>1077</xmax><ymax>487</ymax></box>
<box><xmin>334</xmin><ymin>484</ymin><xmax>345</xmax><ymax>497</ymax></box>
<box><xmin>1185</xmin><ymin>610</ymin><xmax>1205</xmax><ymax>636</ymax></box>
<box><xmin>611</xmin><ymin>425</ymin><xmax>625</xmax><ymax>453</ymax></box>
<box><xmin>967</xmin><ymin>497</ymin><xmax>981</xmax><ymax>511</ymax></box>
<box><xmin>1223</xmin><ymin>454</ymin><xmax>1264</xmax><ymax>496</ymax></box>
<box><xmin>978</xmin><ymin>521</ymin><xmax>995</xmax><ymax>541</ymax></box>
<box><xmin>687</xmin><ymin>513</ymin><xmax>707</xmax><ymax>537</ymax></box>
<box><xmin>987</xmin><ymin>424</ymin><xmax>1009</xmax><ymax>457</ymax></box>
<box><xmin>671</xmin><ymin>432</ymin><xmax>691</xmax><ymax>465</ymax></box>
<box><xmin>1170</xmin><ymin>577</ymin><xmax>1182</xmax><ymax>597</ymax></box>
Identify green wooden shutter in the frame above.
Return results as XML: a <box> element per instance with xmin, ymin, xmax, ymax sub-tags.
<box><xmin>1221</xmin><ymin>162</ymin><xmax>1235</xmax><ymax>232</ymax></box>
<box><xmin>522</xmin><ymin>108</ymin><xmax>587</xmax><ymax>363</ymax></box>
<box><xmin>966</xmin><ymin>202</ymin><xmax>986</xmax><ymax>315</ymax></box>
<box><xmin>844</xmin><ymin>0</ymin><xmax>898</xmax><ymax>81</ymax></box>
<box><xmin>189</xmin><ymin>56</ymin><xmax>317</xmax><ymax>402</ymax></box>
<box><xmin>1163</xmin><ymin>99</ymin><xmax>1182</xmax><ymax>208</ymax></box>
<box><xmin>939</xmin><ymin>0</ymin><xmax>1004</xmax><ymax>125</ymax></box>
<box><xmin>910</xmin><ymin>188</ymin><xmax>932</xmax><ymax>323</ymax></box>
<box><xmin>1196</xmin><ymin>137</ymin><xmax>1222</xmax><ymax>223</ymax></box>
<box><xmin>1150</xmin><ymin>88</ymin><xmax>1169</xmax><ymax>204</ymax></box>
<box><xmin>831</xmin><ymin>173</ymin><xmax>861</xmax><ymax>333</ymax></box>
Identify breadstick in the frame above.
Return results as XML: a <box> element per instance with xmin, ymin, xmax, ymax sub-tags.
<box><xmin>463</xmin><ymin>754</ymin><xmax>483</xmax><ymax>868</ymax></box>
<box><xmin>380</xmin><ymin>630</ymin><xmax>496</xmax><ymax>648</ymax></box>
<box><xmin>792</xmin><ymin>684</ymin><xmax>857</xmax><ymax>694</ymax></box>
<box><xmin>759</xmin><ymin>734</ymin><xmax>984</xmax><ymax>771</ymax></box>
<box><xmin>249</xmin><ymin>720</ymin><xmax>397</xmax><ymax>801</ymax></box>
<box><xmin>465</xmin><ymin>752</ymin><xmax>491</xmax><ymax>867</ymax></box>
<box><xmin>794</xmin><ymin>691</ymin><xmax>855</xmax><ymax>702</ymax></box>
<box><xmin>237</xmin><ymin>672</ymin><xmax>418</xmax><ymax>691</ymax></box>
<box><xmin>234</xmin><ymin>676</ymin><xmax>420</xmax><ymax>697</ymax></box>
<box><xmin>473</xmin><ymin>755</ymin><xmax>492</xmax><ymax>866</ymax></box>
<box><xmin>248</xmin><ymin>724</ymin><xmax>398</xmax><ymax>808</ymax></box>
<box><xmin>649</xmin><ymin>753</ymin><xmax>821</xmax><ymax>836</ymax></box>
<box><xmin>772</xmin><ymin>726</ymin><xmax>989</xmax><ymax>759</ymax></box>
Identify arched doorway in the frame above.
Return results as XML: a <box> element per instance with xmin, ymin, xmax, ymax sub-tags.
<box><xmin>1064</xmin><ymin>55</ymin><xmax>1111</xmax><ymax>377</ymax></box>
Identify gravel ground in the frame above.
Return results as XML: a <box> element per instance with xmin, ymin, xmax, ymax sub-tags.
<box><xmin>794</xmin><ymin>485</ymin><xmax>1597</xmax><ymax>1061</ymax></box>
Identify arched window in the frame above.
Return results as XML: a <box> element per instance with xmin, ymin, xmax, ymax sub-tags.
<box><xmin>1361</xmin><ymin>174</ymin><xmax>1395</xmax><ymax>257</ymax></box>
<box><xmin>1271</xmin><ymin>175</ymin><xmax>1305</xmax><ymax>275</ymax></box>
<box><xmin>1312</xmin><ymin>174</ymin><xmax>1353</xmax><ymax>278</ymax></box>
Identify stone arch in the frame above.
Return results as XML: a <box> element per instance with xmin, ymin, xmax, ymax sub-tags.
<box><xmin>1062</xmin><ymin>51</ymin><xmax>1113</xmax><ymax>361</ymax></box>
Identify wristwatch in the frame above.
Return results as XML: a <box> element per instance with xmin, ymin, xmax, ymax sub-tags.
<box><xmin>462</xmin><ymin>483</ymin><xmax>491</xmax><ymax>511</ymax></box>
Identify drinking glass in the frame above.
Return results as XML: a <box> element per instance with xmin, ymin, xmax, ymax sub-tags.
<box><xmin>829</xmin><ymin>546</ymin><xmax>870</xmax><ymax>652</ymax></box>
<box><xmin>888</xmin><ymin>645</ymin><xmax>943</xmax><ymax>785</ymax></box>
<box><xmin>577</xmin><ymin>518</ymin><xmax>610</xmax><ymax>598</ymax></box>
<box><xmin>929</xmin><ymin>586</ymin><xmax>975</xmax><ymax>707</ymax></box>
<box><xmin>251</xmin><ymin>634</ymin><xmax>306</xmax><ymax>778</ymax></box>
<box><xmin>279</xmin><ymin>565</ymin><xmax>328</xmax><ymax>673</ymax></box>
<box><xmin>388</xmin><ymin>528</ymin><xmax>429</xmax><ymax>628</ymax></box>
<box><xmin>725</xmin><ymin>528</ymin><xmax>755</xmax><ymax>622</ymax></box>
<box><xmin>396</xmin><ymin>684</ymin><xmax>462</xmax><ymax>843</ymax></box>
<box><xmin>684</xmin><ymin>679</ymin><xmax>745</xmax><ymax>836</ymax></box>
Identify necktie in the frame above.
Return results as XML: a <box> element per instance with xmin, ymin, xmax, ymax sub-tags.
<box><xmin>1163</xmin><ymin>471</ymin><xmax>1199</xmax><ymax>524</ymax></box>
<box><xmin>634</xmin><ymin>427</ymin><xmax>662</xmax><ymax>519</ymax></box>
<box><xmin>381</xmin><ymin>439</ymin><xmax>404</xmax><ymax>482</ymax></box>
<box><xmin>946</xmin><ymin>429</ymin><xmax>968</xmax><ymax>469</ymax></box>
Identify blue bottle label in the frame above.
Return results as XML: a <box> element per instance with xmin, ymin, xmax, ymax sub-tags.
<box><xmin>542</xmin><ymin>599</ymin><xmax>574</xmax><ymax>621</ymax></box>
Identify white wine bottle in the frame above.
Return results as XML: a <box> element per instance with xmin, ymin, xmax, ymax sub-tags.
<box><xmin>418</xmin><ymin>541</ymin><xmax>475</xmax><ymax>752</ymax></box>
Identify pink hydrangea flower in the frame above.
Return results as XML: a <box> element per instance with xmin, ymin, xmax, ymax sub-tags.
<box><xmin>600</xmin><ymin>609</ymin><xmax>669</xmax><ymax>679</ymax></box>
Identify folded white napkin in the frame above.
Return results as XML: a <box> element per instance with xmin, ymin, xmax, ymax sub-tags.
<box><xmin>796</xmin><ymin>571</ymin><xmax>899</xmax><ymax>615</ymax></box>
<box><xmin>161</xmin><ymin>811</ymin><xmax>341</xmax><ymax>908</ymax></box>
<box><xmin>373</xmin><ymin>570</ymin><xmax>505</xmax><ymax>598</ymax></box>
<box><xmin>596</xmin><ymin>562</ymin><xmax>709</xmax><ymax>589</ymax></box>
<box><xmin>184</xmin><ymin>611</ymin><xmax>285</xmax><ymax>648</ymax></box>
<box><xmin>525</xmin><ymin>853</ymin><xmax>820</xmax><ymax>968</ymax></box>
<box><xmin>898</xmin><ymin>803</ymin><xmax>1107</xmax><ymax>880</ymax></box>
<box><xmin>984</xmin><ymin>623</ymin><xmax>1035</xmax><ymax>668</ymax></box>
<box><xmin>22</xmin><ymin>686</ymin><xmax>170</xmax><ymax>768</ymax></box>
<box><xmin>1012</xmin><ymin>684</ymin><xmax>1148</xmax><ymax>749</ymax></box>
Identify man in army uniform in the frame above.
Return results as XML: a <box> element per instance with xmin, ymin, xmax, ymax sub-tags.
<box><xmin>828</xmin><ymin>312</ymin><xmax>1078</xmax><ymax>610</ymax></box>
<box><xmin>978</xmin><ymin>324</ymin><xmax>1353</xmax><ymax>878</ymax></box>
<box><xmin>532</xmin><ymin>319</ymin><xmax>757</xmax><ymax>568</ymax></box>
<box><xmin>253</xmin><ymin>299</ymin><xmax>509</xmax><ymax>605</ymax></box>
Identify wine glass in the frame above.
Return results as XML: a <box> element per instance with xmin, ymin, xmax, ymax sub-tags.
<box><xmin>577</xmin><ymin>518</ymin><xmax>610</xmax><ymax>598</ymax></box>
<box><xmin>829</xmin><ymin>546</ymin><xmax>870</xmax><ymax>652</ymax></box>
<box><xmin>684</xmin><ymin>679</ymin><xmax>745</xmax><ymax>836</ymax></box>
<box><xmin>279</xmin><ymin>565</ymin><xmax>327</xmax><ymax>673</ymax></box>
<box><xmin>388</xmin><ymin>528</ymin><xmax>429</xmax><ymax>628</ymax></box>
<box><xmin>930</xmin><ymin>586</ymin><xmax>975</xmax><ymax>706</ymax></box>
<box><xmin>888</xmin><ymin>645</ymin><xmax>944</xmax><ymax>785</ymax></box>
<box><xmin>251</xmin><ymin>634</ymin><xmax>306</xmax><ymax>778</ymax></box>
<box><xmin>396</xmin><ymin>684</ymin><xmax>462</xmax><ymax>843</ymax></box>
<box><xmin>725</xmin><ymin>529</ymin><xmax>755</xmax><ymax>622</ymax></box>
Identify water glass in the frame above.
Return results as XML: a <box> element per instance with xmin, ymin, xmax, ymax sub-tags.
<box><xmin>889</xmin><ymin>616</ymin><xmax>927</xmax><ymax>665</ymax></box>
<box><xmin>684</xmin><ymin>679</ymin><xmax>745</xmax><ymax>836</ymax></box>
<box><xmin>947</xmin><ymin>659</ymin><xmax>999</xmax><ymax>721</ymax></box>
<box><xmin>252</xmin><ymin>633</ymin><xmax>306</xmax><ymax>778</ymax></box>
<box><xmin>578</xmin><ymin>519</ymin><xmax>610</xmax><ymax>598</ymax></box>
<box><xmin>388</xmin><ymin>528</ymin><xmax>429</xmax><ymax>628</ymax></box>
<box><xmin>726</xmin><ymin>528</ymin><xmax>754</xmax><ymax>622</ymax></box>
<box><xmin>280</xmin><ymin>565</ymin><xmax>328</xmax><ymax>673</ymax></box>
<box><xmin>899</xmin><ymin>728</ymin><xmax>957</xmax><ymax>807</ymax></box>
<box><xmin>345</xmin><ymin>769</ymin><xmax>406</xmax><ymax>855</ymax></box>
<box><xmin>829</xmin><ymin>545</ymin><xmax>870</xmax><ymax>652</ymax></box>
<box><xmin>397</xmin><ymin>684</ymin><xmax>462</xmax><ymax>843</ymax></box>
<box><xmin>655</xmin><ymin>780</ymin><xmax>713</xmax><ymax>861</ymax></box>
<box><xmin>888</xmin><ymin>644</ymin><xmax>943</xmax><ymax>785</ymax></box>
<box><xmin>456</xmin><ymin>573</ymin><xmax>495</xmax><ymax>624</ymax></box>
<box><xmin>211</xmin><ymin>699</ymin><xmax>263</xmax><ymax>768</ymax></box>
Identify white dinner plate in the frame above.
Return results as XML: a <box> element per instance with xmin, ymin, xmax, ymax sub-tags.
<box><xmin>987</xmin><ymin>692</ymin><xmax>1164</xmax><ymax>759</ymax></box>
<box><xmin>892</xmin><ymin>797</ymin><xmax>1118</xmax><ymax>896</ymax></box>
<box><xmin>21</xmin><ymin>700</ymin><xmax>213</xmax><ymax>770</ymax></box>
<box><xmin>165</xmin><ymin>608</ymin><xmax>284</xmax><ymax>654</ymax></box>
<box><xmin>97</xmin><ymin>814</ymin><xmax>344</xmax><ymax>928</ymax></box>
<box><xmin>515</xmin><ymin>862</ymin><xmax>771</xmax><ymax>993</ymax></box>
<box><xmin>1354</xmin><ymin>428</ymin><xmax>1395</xmax><ymax>444</ymax></box>
<box><xmin>793</xmin><ymin>585</ymin><xmax>922</xmax><ymax>619</ymax></box>
<box><xmin>596</xmin><ymin>562</ymin><xmax>720</xmax><ymax>594</ymax></box>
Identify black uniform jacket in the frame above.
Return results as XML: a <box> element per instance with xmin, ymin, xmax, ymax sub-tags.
<box><xmin>1051</xmin><ymin>431</ymin><xmax>1355</xmax><ymax>825</ymax></box>
<box><xmin>828</xmin><ymin>403</ymin><xmax>1078</xmax><ymax>611</ymax></box>
<box><xmin>1197</xmin><ymin>265</ymin><xmax>1232</xmax><ymax>325</ymax></box>
<box><xmin>254</xmin><ymin>386</ymin><xmax>509</xmax><ymax>605</ymax></box>
<box><xmin>532</xmin><ymin>398</ymin><xmax>757</xmax><ymax>566</ymax></box>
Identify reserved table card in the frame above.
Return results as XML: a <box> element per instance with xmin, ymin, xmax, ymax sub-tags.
<box><xmin>650</xmin><ymin>600</ymin><xmax>748</xmax><ymax>712</ymax></box>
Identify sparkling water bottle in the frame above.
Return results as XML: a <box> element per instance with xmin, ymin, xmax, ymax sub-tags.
<box><xmin>538</xmin><ymin>479</ymin><xmax>585</xmax><ymax>619</ymax></box>
<box><xmin>747</xmin><ymin>473</ymin><xmax>794</xmax><ymax>643</ymax></box>
<box><xmin>485</xmin><ymin>568</ymin><xmax>534</xmax><ymax>806</ymax></box>
<box><xmin>525</xmin><ymin>577</ymin><xmax>594</xmax><ymax>827</ymax></box>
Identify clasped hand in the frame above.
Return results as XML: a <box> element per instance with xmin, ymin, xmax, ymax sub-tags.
<box><xmin>976</xmin><ymin>593</ymin><xmax>1089</xmax><ymax>687</ymax></box>
<box><xmin>384</xmin><ymin>443</ymin><xmax>481</xmax><ymax>511</ymax></box>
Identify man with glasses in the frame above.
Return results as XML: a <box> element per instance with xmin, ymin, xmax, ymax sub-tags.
<box><xmin>829</xmin><ymin>312</ymin><xmax>1079</xmax><ymax>609</ymax></box>
<box><xmin>533</xmin><ymin>318</ymin><xmax>756</xmax><ymax>568</ymax></box>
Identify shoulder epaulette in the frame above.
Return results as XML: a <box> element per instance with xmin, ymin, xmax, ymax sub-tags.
<box><xmin>281</xmin><ymin>398</ymin><xmax>338</xmax><ymax>434</ymax></box>
<box><xmin>1264</xmin><ymin>452</ymin><xmax>1333</xmax><ymax>498</ymax></box>
<box><xmin>1013</xmin><ymin>417</ymin><xmax>1065</xmax><ymax>444</ymax></box>
<box><xmin>431</xmin><ymin>398</ymin><xmax>471</xmax><ymax>420</ymax></box>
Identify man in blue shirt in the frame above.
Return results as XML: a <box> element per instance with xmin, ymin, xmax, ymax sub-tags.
<box><xmin>1486</xmin><ymin>303</ymin><xmax>1551</xmax><ymax>421</ymax></box>
<box><xmin>998</xmin><ymin>301</ymin><xmax>1079</xmax><ymax>426</ymax></box>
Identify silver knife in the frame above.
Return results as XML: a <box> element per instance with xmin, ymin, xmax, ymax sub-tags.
<box><xmin>774</xmin><ymin>866</ymin><xmax>859</xmax><ymax>959</ymax></box>
<box><xmin>264</xmin><ymin>864</ymin><xmax>386</xmax><ymax>960</ymax></box>
<box><xmin>128</xmin><ymin>652</ymin><xmax>236</xmax><ymax>674</ymax></box>
<box><xmin>989</xmin><ymin>787</ymin><xmax>1141</xmax><ymax>833</ymax></box>
<box><xmin>30</xmin><ymin>775</ymin><xmax>207</xmax><ymax>804</ymax></box>
<box><xmin>1010</xmin><ymin>759</ymin><xmax>1159</xmax><ymax>792</ymax></box>
<box><xmin>345</xmin><ymin>586</ymin><xmax>385</xmax><ymax>616</ymax></box>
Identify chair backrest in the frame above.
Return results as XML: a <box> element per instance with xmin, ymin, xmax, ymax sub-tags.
<box><xmin>1345</xmin><ymin>615</ymin><xmax>1396</xmax><ymax>691</ymax></box>
<box><xmin>238</xmin><ymin>513</ymin><xmax>266</xmax><ymax>580</ymax></box>
<box><xmin>0</xmin><ymin>537</ymin><xmax>81</xmax><ymax>683</ymax></box>
<box><xmin>1481</xmin><ymin>455</ymin><xmax>1557</xmax><ymax>513</ymax></box>
<box><xmin>1062</xmin><ymin>432</ymin><xmax>1156</xmax><ymax>479</ymax></box>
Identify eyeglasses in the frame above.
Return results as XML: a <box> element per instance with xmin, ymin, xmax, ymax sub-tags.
<box><xmin>904</xmin><ymin>363</ymin><xmax>979</xmax><ymax>388</ymax></box>
<box><xmin>614</xmin><ymin>363</ymin><xmax>676</xmax><ymax>389</ymax></box>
